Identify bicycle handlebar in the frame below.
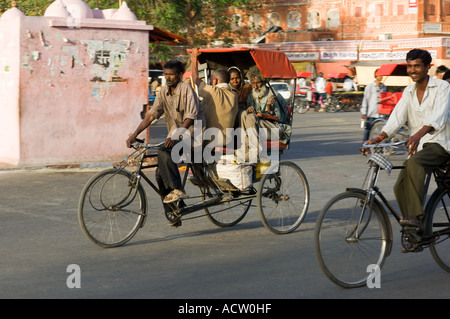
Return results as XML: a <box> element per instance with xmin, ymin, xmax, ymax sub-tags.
<box><xmin>361</xmin><ymin>140</ymin><xmax>407</xmax><ymax>149</ymax></box>
<box><xmin>131</xmin><ymin>138</ymin><xmax>165</xmax><ymax>149</ymax></box>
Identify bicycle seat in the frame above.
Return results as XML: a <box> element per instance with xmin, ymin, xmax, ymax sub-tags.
<box><xmin>435</xmin><ymin>162</ymin><xmax>450</xmax><ymax>179</ymax></box>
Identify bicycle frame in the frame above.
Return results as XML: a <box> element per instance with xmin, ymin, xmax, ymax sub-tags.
<box><xmin>119</xmin><ymin>142</ymin><xmax>258</xmax><ymax>220</ymax></box>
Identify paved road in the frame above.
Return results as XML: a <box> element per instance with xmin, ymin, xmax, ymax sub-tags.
<box><xmin>1</xmin><ymin>111</ymin><xmax>449</xmax><ymax>302</ymax></box>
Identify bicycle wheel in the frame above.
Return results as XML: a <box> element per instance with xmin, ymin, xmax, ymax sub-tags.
<box><xmin>296</xmin><ymin>100</ymin><xmax>309</xmax><ymax>114</ymax></box>
<box><xmin>424</xmin><ymin>187</ymin><xmax>450</xmax><ymax>272</ymax></box>
<box><xmin>202</xmin><ymin>187</ymin><xmax>252</xmax><ymax>227</ymax></box>
<box><xmin>370</xmin><ymin>121</ymin><xmax>409</xmax><ymax>142</ymax></box>
<box><xmin>314</xmin><ymin>191</ymin><xmax>389</xmax><ymax>288</ymax></box>
<box><xmin>78</xmin><ymin>168</ymin><xmax>147</xmax><ymax>248</ymax></box>
<box><xmin>257</xmin><ymin>161</ymin><xmax>309</xmax><ymax>234</ymax></box>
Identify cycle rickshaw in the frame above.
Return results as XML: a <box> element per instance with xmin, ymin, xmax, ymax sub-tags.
<box><xmin>78</xmin><ymin>47</ymin><xmax>310</xmax><ymax>248</ymax></box>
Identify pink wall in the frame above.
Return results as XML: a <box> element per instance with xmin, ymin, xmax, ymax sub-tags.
<box><xmin>0</xmin><ymin>14</ymin><xmax>150</xmax><ymax>166</ymax></box>
<box><xmin>0</xmin><ymin>17</ymin><xmax>21</xmax><ymax>165</ymax></box>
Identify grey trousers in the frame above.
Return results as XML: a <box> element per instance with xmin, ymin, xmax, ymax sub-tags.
<box><xmin>394</xmin><ymin>143</ymin><xmax>449</xmax><ymax>219</ymax></box>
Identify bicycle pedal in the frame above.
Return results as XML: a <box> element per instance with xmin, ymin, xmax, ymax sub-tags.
<box><xmin>169</xmin><ymin>219</ymin><xmax>182</xmax><ymax>227</ymax></box>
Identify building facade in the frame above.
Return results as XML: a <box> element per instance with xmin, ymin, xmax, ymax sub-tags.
<box><xmin>222</xmin><ymin>1</ymin><xmax>450</xmax><ymax>83</ymax></box>
<box><xmin>228</xmin><ymin>0</ymin><xmax>450</xmax><ymax>43</ymax></box>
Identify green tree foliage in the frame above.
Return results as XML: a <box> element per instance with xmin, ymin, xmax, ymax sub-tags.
<box><xmin>0</xmin><ymin>0</ymin><xmax>258</xmax><ymax>62</ymax></box>
<box><xmin>2</xmin><ymin>0</ymin><xmax>257</xmax><ymax>45</ymax></box>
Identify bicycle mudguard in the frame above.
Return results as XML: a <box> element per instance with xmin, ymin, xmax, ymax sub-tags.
<box><xmin>114</xmin><ymin>168</ymin><xmax>149</xmax><ymax>229</ymax></box>
<box><xmin>345</xmin><ymin>187</ymin><xmax>394</xmax><ymax>257</ymax></box>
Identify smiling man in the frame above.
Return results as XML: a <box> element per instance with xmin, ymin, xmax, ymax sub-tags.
<box><xmin>364</xmin><ymin>49</ymin><xmax>450</xmax><ymax>239</ymax></box>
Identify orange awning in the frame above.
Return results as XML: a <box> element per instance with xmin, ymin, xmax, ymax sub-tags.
<box><xmin>190</xmin><ymin>47</ymin><xmax>297</xmax><ymax>79</ymax></box>
<box><xmin>297</xmin><ymin>72</ymin><xmax>313</xmax><ymax>78</ymax></box>
<box><xmin>149</xmin><ymin>26</ymin><xmax>187</xmax><ymax>45</ymax></box>
<box><xmin>315</xmin><ymin>61</ymin><xmax>353</xmax><ymax>77</ymax></box>
<box><xmin>326</xmin><ymin>72</ymin><xmax>347</xmax><ymax>79</ymax></box>
<box><xmin>376</xmin><ymin>63</ymin><xmax>408</xmax><ymax>76</ymax></box>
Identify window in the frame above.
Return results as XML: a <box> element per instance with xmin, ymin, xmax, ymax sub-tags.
<box><xmin>287</xmin><ymin>11</ymin><xmax>300</xmax><ymax>29</ymax></box>
<box><xmin>248</xmin><ymin>13</ymin><xmax>261</xmax><ymax>31</ymax></box>
<box><xmin>397</xmin><ymin>4</ymin><xmax>404</xmax><ymax>15</ymax></box>
<box><xmin>429</xmin><ymin>4</ymin><xmax>436</xmax><ymax>15</ymax></box>
<box><xmin>230</xmin><ymin>14</ymin><xmax>242</xmax><ymax>31</ymax></box>
<box><xmin>308</xmin><ymin>10</ymin><xmax>321</xmax><ymax>28</ymax></box>
<box><xmin>268</xmin><ymin>12</ymin><xmax>281</xmax><ymax>27</ymax></box>
<box><xmin>355</xmin><ymin>6</ymin><xmax>362</xmax><ymax>17</ymax></box>
<box><xmin>326</xmin><ymin>9</ymin><xmax>340</xmax><ymax>28</ymax></box>
<box><xmin>446</xmin><ymin>3</ymin><xmax>450</xmax><ymax>15</ymax></box>
<box><xmin>375</xmin><ymin>4</ymin><xmax>383</xmax><ymax>16</ymax></box>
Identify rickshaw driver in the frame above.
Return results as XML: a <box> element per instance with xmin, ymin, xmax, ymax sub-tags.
<box><xmin>363</xmin><ymin>49</ymin><xmax>450</xmax><ymax>235</ymax></box>
<box><xmin>126</xmin><ymin>60</ymin><xmax>206</xmax><ymax>209</ymax></box>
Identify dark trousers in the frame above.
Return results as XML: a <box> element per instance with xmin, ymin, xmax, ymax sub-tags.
<box><xmin>155</xmin><ymin>149</ymin><xmax>182</xmax><ymax>212</ymax></box>
<box><xmin>363</xmin><ymin>117</ymin><xmax>377</xmax><ymax>142</ymax></box>
<box><xmin>394</xmin><ymin>143</ymin><xmax>449</xmax><ymax>219</ymax></box>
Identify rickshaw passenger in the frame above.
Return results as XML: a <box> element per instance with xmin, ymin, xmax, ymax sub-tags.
<box><xmin>191</xmin><ymin>49</ymin><xmax>238</xmax><ymax>147</ymax></box>
<box><xmin>228</xmin><ymin>66</ymin><xmax>252</xmax><ymax>127</ymax></box>
<box><xmin>240</xmin><ymin>66</ymin><xmax>291</xmax><ymax>161</ymax></box>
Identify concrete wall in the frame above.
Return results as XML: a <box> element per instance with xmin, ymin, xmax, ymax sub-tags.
<box><xmin>0</xmin><ymin>14</ymin><xmax>150</xmax><ymax>166</ymax></box>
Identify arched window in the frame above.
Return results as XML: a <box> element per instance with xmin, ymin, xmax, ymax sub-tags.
<box><xmin>230</xmin><ymin>13</ymin><xmax>242</xmax><ymax>31</ymax></box>
<box><xmin>248</xmin><ymin>13</ymin><xmax>261</xmax><ymax>31</ymax></box>
<box><xmin>287</xmin><ymin>11</ymin><xmax>301</xmax><ymax>29</ymax></box>
<box><xmin>326</xmin><ymin>9</ymin><xmax>340</xmax><ymax>28</ymax></box>
<box><xmin>268</xmin><ymin>12</ymin><xmax>281</xmax><ymax>27</ymax></box>
<box><xmin>307</xmin><ymin>10</ymin><xmax>321</xmax><ymax>29</ymax></box>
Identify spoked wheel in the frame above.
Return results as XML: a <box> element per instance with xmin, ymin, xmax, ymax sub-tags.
<box><xmin>424</xmin><ymin>187</ymin><xmax>450</xmax><ymax>272</ymax></box>
<box><xmin>78</xmin><ymin>168</ymin><xmax>147</xmax><ymax>248</ymax></box>
<box><xmin>314</xmin><ymin>191</ymin><xmax>389</xmax><ymax>288</ymax></box>
<box><xmin>296</xmin><ymin>100</ymin><xmax>309</xmax><ymax>114</ymax></box>
<box><xmin>202</xmin><ymin>187</ymin><xmax>252</xmax><ymax>227</ymax></box>
<box><xmin>370</xmin><ymin>121</ymin><xmax>409</xmax><ymax>142</ymax></box>
<box><xmin>257</xmin><ymin>161</ymin><xmax>309</xmax><ymax>234</ymax></box>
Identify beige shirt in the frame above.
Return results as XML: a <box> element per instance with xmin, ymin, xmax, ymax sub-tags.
<box><xmin>198</xmin><ymin>82</ymin><xmax>238</xmax><ymax>143</ymax></box>
<box><xmin>383</xmin><ymin>76</ymin><xmax>450</xmax><ymax>152</ymax></box>
<box><xmin>148</xmin><ymin>81</ymin><xmax>205</xmax><ymax>139</ymax></box>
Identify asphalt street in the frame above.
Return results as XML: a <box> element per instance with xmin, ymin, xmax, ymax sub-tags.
<box><xmin>1</xmin><ymin>110</ymin><xmax>449</xmax><ymax>301</ymax></box>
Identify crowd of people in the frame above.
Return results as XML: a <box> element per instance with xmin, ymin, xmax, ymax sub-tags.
<box><xmin>295</xmin><ymin>72</ymin><xmax>359</xmax><ymax>111</ymax></box>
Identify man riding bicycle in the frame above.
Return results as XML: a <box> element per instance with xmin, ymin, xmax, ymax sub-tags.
<box><xmin>364</xmin><ymin>49</ymin><xmax>450</xmax><ymax>233</ymax></box>
<box><xmin>126</xmin><ymin>60</ymin><xmax>206</xmax><ymax>213</ymax></box>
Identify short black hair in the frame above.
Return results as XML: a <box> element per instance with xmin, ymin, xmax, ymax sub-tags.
<box><xmin>443</xmin><ymin>70</ymin><xmax>450</xmax><ymax>81</ymax></box>
<box><xmin>436</xmin><ymin>65</ymin><xmax>449</xmax><ymax>74</ymax></box>
<box><xmin>406</xmin><ymin>49</ymin><xmax>432</xmax><ymax>66</ymax></box>
<box><xmin>164</xmin><ymin>60</ymin><xmax>185</xmax><ymax>74</ymax></box>
<box><xmin>213</xmin><ymin>69</ymin><xmax>230</xmax><ymax>83</ymax></box>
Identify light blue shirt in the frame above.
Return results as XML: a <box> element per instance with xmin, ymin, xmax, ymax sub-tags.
<box><xmin>361</xmin><ymin>81</ymin><xmax>387</xmax><ymax>118</ymax></box>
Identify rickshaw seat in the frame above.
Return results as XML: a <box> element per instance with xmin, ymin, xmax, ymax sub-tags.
<box><xmin>378</xmin><ymin>92</ymin><xmax>395</xmax><ymax>115</ymax></box>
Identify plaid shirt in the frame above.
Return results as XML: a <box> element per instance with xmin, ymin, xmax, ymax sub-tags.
<box><xmin>148</xmin><ymin>81</ymin><xmax>205</xmax><ymax>139</ymax></box>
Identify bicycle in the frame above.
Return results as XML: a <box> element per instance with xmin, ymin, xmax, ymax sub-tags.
<box><xmin>314</xmin><ymin>141</ymin><xmax>450</xmax><ymax>288</ymax></box>
<box><xmin>78</xmin><ymin>139</ymin><xmax>310</xmax><ymax>248</ymax></box>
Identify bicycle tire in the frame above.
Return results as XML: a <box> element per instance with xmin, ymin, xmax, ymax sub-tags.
<box><xmin>78</xmin><ymin>168</ymin><xmax>147</xmax><ymax>248</ymax></box>
<box><xmin>314</xmin><ymin>190</ymin><xmax>389</xmax><ymax>288</ymax></box>
<box><xmin>257</xmin><ymin>161</ymin><xmax>309</xmax><ymax>234</ymax></box>
<box><xmin>202</xmin><ymin>187</ymin><xmax>251</xmax><ymax>227</ymax></box>
<box><xmin>424</xmin><ymin>187</ymin><xmax>450</xmax><ymax>272</ymax></box>
<box><xmin>297</xmin><ymin>100</ymin><xmax>309</xmax><ymax>114</ymax></box>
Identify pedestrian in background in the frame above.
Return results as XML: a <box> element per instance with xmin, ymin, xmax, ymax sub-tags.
<box><xmin>360</xmin><ymin>69</ymin><xmax>386</xmax><ymax>141</ymax></box>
